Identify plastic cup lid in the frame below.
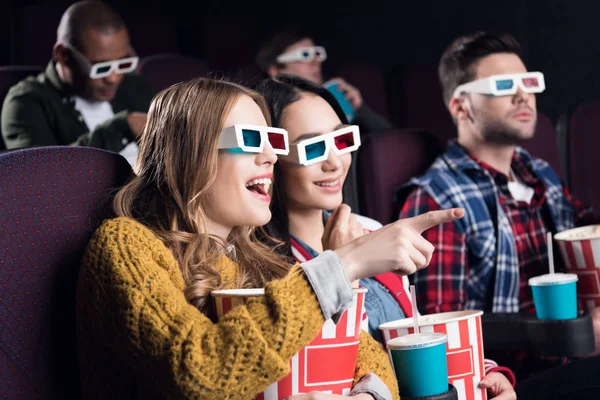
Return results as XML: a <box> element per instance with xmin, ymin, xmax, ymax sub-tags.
<box><xmin>387</xmin><ymin>332</ymin><xmax>448</xmax><ymax>350</ymax></box>
<box><xmin>378</xmin><ymin>310</ymin><xmax>483</xmax><ymax>331</ymax></box>
<box><xmin>528</xmin><ymin>273</ymin><xmax>578</xmax><ymax>286</ymax></box>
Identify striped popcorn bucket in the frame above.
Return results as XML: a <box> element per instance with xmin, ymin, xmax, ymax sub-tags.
<box><xmin>555</xmin><ymin>225</ymin><xmax>600</xmax><ymax>312</ymax></box>
<box><xmin>211</xmin><ymin>287</ymin><xmax>367</xmax><ymax>400</ymax></box>
<box><xmin>379</xmin><ymin>310</ymin><xmax>486</xmax><ymax>400</ymax></box>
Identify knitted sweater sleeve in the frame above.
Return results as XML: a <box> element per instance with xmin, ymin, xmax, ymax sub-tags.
<box><xmin>77</xmin><ymin>218</ymin><xmax>327</xmax><ymax>399</ymax></box>
<box><xmin>353</xmin><ymin>330</ymin><xmax>400</xmax><ymax>400</ymax></box>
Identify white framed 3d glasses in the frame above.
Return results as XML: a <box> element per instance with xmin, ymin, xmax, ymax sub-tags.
<box><xmin>64</xmin><ymin>43</ymin><xmax>139</xmax><ymax>79</ymax></box>
<box><xmin>218</xmin><ymin>124</ymin><xmax>289</xmax><ymax>155</ymax></box>
<box><xmin>276</xmin><ymin>46</ymin><xmax>328</xmax><ymax>64</ymax></box>
<box><xmin>453</xmin><ymin>71</ymin><xmax>545</xmax><ymax>98</ymax></box>
<box><xmin>284</xmin><ymin>125</ymin><xmax>361</xmax><ymax>166</ymax></box>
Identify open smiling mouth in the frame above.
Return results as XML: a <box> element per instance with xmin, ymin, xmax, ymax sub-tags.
<box><xmin>245</xmin><ymin>178</ymin><xmax>271</xmax><ymax>197</ymax></box>
<box><xmin>315</xmin><ymin>179</ymin><xmax>340</xmax><ymax>187</ymax></box>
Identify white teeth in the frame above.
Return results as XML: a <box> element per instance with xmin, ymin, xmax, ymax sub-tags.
<box><xmin>245</xmin><ymin>178</ymin><xmax>272</xmax><ymax>187</ymax></box>
<box><xmin>316</xmin><ymin>180</ymin><xmax>338</xmax><ymax>187</ymax></box>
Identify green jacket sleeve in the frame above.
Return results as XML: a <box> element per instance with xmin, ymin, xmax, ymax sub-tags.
<box><xmin>1</xmin><ymin>93</ymin><xmax>59</xmax><ymax>148</ymax></box>
<box><xmin>2</xmin><ymin>92</ymin><xmax>134</xmax><ymax>152</ymax></box>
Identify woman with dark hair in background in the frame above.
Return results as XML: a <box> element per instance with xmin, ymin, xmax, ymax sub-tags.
<box><xmin>256</xmin><ymin>75</ymin><xmax>517</xmax><ymax>400</ymax></box>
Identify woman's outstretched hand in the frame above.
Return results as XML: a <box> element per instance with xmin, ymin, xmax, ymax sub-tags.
<box><xmin>335</xmin><ymin>208</ymin><xmax>465</xmax><ymax>281</ymax></box>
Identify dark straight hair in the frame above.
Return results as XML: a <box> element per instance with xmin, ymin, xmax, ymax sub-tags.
<box><xmin>255</xmin><ymin>30</ymin><xmax>311</xmax><ymax>71</ymax></box>
<box><xmin>253</xmin><ymin>74</ymin><xmax>348</xmax><ymax>258</ymax></box>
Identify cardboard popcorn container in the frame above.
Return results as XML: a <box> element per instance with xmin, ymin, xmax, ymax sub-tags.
<box><xmin>555</xmin><ymin>225</ymin><xmax>600</xmax><ymax>312</ymax></box>
<box><xmin>380</xmin><ymin>310</ymin><xmax>486</xmax><ymax>400</ymax></box>
<box><xmin>212</xmin><ymin>288</ymin><xmax>367</xmax><ymax>399</ymax></box>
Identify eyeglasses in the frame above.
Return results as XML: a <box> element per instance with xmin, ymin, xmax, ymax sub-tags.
<box><xmin>276</xmin><ymin>46</ymin><xmax>328</xmax><ymax>64</ymax></box>
<box><xmin>218</xmin><ymin>124</ymin><xmax>289</xmax><ymax>155</ymax></box>
<box><xmin>63</xmin><ymin>43</ymin><xmax>139</xmax><ymax>79</ymax></box>
<box><xmin>284</xmin><ymin>125</ymin><xmax>361</xmax><ymax>166</ymax></box>
<box><xmin>453</xmin><ymin>72</ymin><xmax>545</xmax><ymax>98</ymax></box>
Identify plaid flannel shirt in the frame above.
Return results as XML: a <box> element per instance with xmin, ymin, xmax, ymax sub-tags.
<box><xmin>398</xmin><ymin>141</ymin><xmax>592</xmax><ymax>314</ymax></box>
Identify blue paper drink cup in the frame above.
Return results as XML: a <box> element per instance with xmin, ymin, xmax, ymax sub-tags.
<box><xmin>529</xmin><ymin>273</ymin><xmax>578</xmax><ymax>320</ymax></box>
<box><xmin>323</xmin><ymin>81</ymin><xmax>356</xmax><ymax>123</ymax></box>
<box><xmin>387</xmin><ymin>332</ymin><xmax>449</xmax><ymax>397</ymax></box>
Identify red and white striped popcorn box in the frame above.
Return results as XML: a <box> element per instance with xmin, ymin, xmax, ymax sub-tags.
<box><xmin>212</xmin><ymin>287</ymin><xmax>367</xmax><ymax>400</ymax></box>
<box><xmin>555</xmin><ymin>225</ymin><xmax>600</xmax><ymax>312</ymax></box>
<box><xmin>379</xmin><ymin>310</ymin><xmax>486</xmax><ymax>400</ymax></box>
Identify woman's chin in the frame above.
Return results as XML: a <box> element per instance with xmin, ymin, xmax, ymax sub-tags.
<box><xmin>318</xmin><ymin>196</ymin><xmax>344</xmax><ymax>212</ymax></box>
<box><xmin>244</xmin><ymin>210</ymin><xmax>272</xmax><ymax>227</ymax></box>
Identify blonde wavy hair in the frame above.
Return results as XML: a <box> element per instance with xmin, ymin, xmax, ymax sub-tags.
<box><xmin>113</xmin><ymin>78</ymin><xmax>291</xmax><ymax>317</ymax></box>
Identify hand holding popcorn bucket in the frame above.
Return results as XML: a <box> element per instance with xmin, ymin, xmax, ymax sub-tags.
<box><xmin>555</xmin><ymin>225</ymin><xmax>600</xmax><ymax>312</ymax></box>
<box><xmin>380</xmin><ymin>310</ymin><xmax>486</xmax><ymax>400</ymax></box>
<box><xmin>212</xmin><ymin>288</ymin><xmax>367</xmax><ymax>400</ymax></box>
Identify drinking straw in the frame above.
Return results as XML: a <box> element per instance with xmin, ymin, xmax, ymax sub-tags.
<box><xmin>410</xmin><ymin>285</ymin><xmax>419</xmax><ymax>334</ymax></box>
<box><xmin>548</xmin><ymin>231</ymin><xmax>555</xmax><ymax>275</ymax></box>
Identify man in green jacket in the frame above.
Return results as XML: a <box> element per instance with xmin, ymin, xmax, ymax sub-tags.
<box><xmin>1</xmin><ymin>0</ymin><xmax>153</xmax><ymax>156</ymax></box>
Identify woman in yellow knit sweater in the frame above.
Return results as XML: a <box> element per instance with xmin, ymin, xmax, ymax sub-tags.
<box><xmin>76</xmin><ymin>77</ymin><xmax>463</xmax><ymax>399</ymax></box>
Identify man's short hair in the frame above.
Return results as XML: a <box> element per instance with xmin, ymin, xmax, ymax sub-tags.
<box><xmin>255</xmin><ymin>30</ymin><xmax>310</xmax><ymax>71</ymax></box>
<box><xmin>56</xmin><ymin>0</ymin><xmax>125</xmax><ymax>51</ymax></box>
<box><xmin>438</xmin><ymin>32</ymin><xmax>522</xmax><ymax>105</ymax></box>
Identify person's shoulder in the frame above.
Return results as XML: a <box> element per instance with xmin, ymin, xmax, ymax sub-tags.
<box><xmin>394</xmin><ymin>156</ymin><xmax>449</xmax><ymax>214</ymax></box>
<box><xmin>91</xmin><ymin>217</ymin><xmax>168</xmax><ymax>256</ymax></box>
<box><xmin>82</xmin><ymin>217</ymin><xmax>188</xmax><ymax>298</ymax></box>
<box><xmin>4</xmin><ymin>71</ymin><xmax>48</xmax><ymax>101</ymax></box>
<box><xmin>398</xmin><ymin>156</ymin><xmax>455</xmax><ymax>198</ymax></box>
<box><xmin>96</xmin><ymin>215</ymin><xmax>154</xmax><ymax>236</ymax></box>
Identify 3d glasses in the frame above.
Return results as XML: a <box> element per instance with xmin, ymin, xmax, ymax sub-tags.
<box><xmin>64</xmin><ymin>43</ymin><xmax>139</xmax><ymax>79</ymax></box>
<box><xmin>284</xmin><ymin>125</ymin><xmax>361</xmax><ymax>166</ymax></box>
<box><xmin>276</xmin><ymin>46</ymin><xmax>328</xmax><ymax>64</ymax></box>
<box><xmin>218</xmin><ymin>124</ymin><xmax>289</xmax><ymax>155</ymax></box>
<box><xmin>453</xmin><ymin>72</ymin><xmax>545</xmax><ymax>98</ymax></box>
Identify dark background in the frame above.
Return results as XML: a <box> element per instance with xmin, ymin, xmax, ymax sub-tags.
<box><xmin>2</xmin><ymin>0</ymin><xmax>598</xmax><ymax>122</ymax></box>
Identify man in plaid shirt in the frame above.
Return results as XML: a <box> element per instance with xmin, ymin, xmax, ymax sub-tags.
<box><xmin>399</xmin><ymin>32</ymin><xmax>598</xmax><ymax>380</ymax></box>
